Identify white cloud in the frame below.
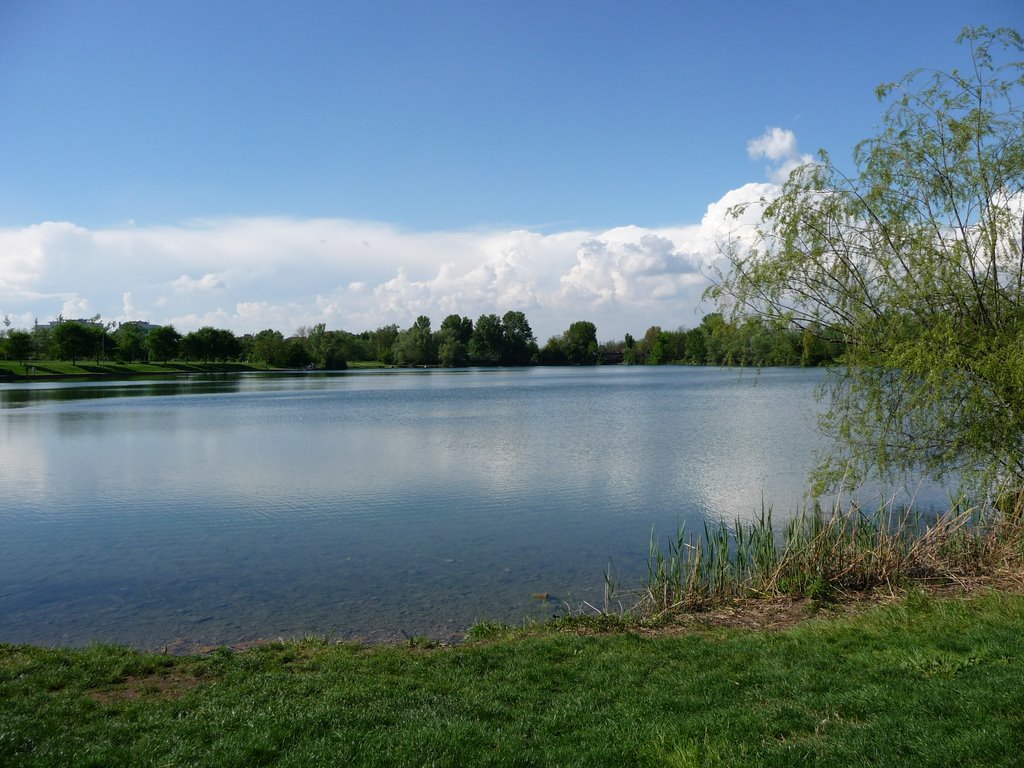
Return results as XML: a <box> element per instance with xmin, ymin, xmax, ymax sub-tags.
<box><xmin>60</xmin><ymin>296</ymin><xmax>93</xmax><ymax>319</ymax></box>
<box><xmin>0</xmin><ymin>135</ymin><xmax>795</xmax><ymax>341</ymax></box>
<box><xmin>747</xmin><ymin>127</ymin><xmax>813</xmax><ymax>184</ymax></box>
<box><xmin>173</xmin><ymin>273</ymin><xmax>228</xmax><ymax>292</ymax></box>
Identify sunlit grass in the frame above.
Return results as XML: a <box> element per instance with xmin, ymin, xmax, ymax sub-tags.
<box><xmin>0</xmin><ymin>360</ymin><xmax>265</xmax><ymax>377</ymax></box>
<box><xmin>3</xmin><ymin>593</ymin><xmax>1023</xmax><ymax>766</ymax></box>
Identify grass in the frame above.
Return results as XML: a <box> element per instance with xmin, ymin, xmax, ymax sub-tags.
<box><xmin>0</xmin><ymin>359</ymin><xmax>264</xmax><ymax>377</ymax></box>
<box><xmin>2</xmin><ymin>592</ymin><xmax>1023</xmax><ymax>766</ymax></box>
<box><xmin>0</xmin><ymin>359</ymin><xmax>392</xmax><ymax>377</ymax></box>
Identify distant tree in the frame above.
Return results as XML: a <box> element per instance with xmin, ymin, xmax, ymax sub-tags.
<box><xmin>561</xmin><ymin>321</ymin><xmax>600</xmax><ymax>365</ymax></box>
<box><xmin>392</xmin><ymin>316</ymin><xmax>435</xmax><ymax>366</ymax></box>
<box><xmin>88</xmin><ymin>324</ymin><xmax>115</xmax><ymax>364</ymax></box>
<box><xmin>501</xmin><ymin>310</ymin><xmax>537</xmax><ymax>365</ymax></box>
<box><xmin>50</xmin><ymin>321</ymin><xmax>93</xmax><ymax>365</ymax></box>
<box><xmin>439</xmin><ymin>314</ymin><xmax>474</xmax><ymax>344</ymax></box>
<box><xmin>147</xmin><ymin>325</ymin><xmax>181</xmax><ymax>364</ymax></box>
<box><xmin>469</xmin><ymin>313</ymin><xmax>504</xmax><ymax>363</ymax></box>
<box><xmin>647</xmin><ymin>331</ymin><xmax>668</xmax><ymax>365</ymax></box>
<box><xmin>30</xmin><ymin>323</ymin><xmax>50</xmax><ymax>360</ymax></box>
<box><xmin>370</xmin><ymin>324</ymin><xmax>400</xmax><ymax>364</ymax></box>
<box><xmin>114</xmin><ymin>322</ymin><xmax>147</xmax><ymax>362</ymax></box>
<box><xmin>305</xmin><ymin>323</ymin><xmax>349</xmax><ymax>369</ymax></box>
<box><xmin>6</xmin><ymin>329</ymin><xmax>32</xmax><ymax>367</ymax></box>
<box><xmin>251</xmin><ymin>329</ymin><xmax>287</xmax><ymax>367</ymax></box>
<box><xmin>284</xmin><ymin>339</ymin><xmax>312</xmax><ymax>368</ymax></box>
<box><xmin>179</xmin><ymin>331</ymin><xmax>202</xmax><ymax>363</ymax></box>
<box><xmin>436</xmin><ymin>314</ymin><xmax>473</xmax><ymax>367</ymax></box>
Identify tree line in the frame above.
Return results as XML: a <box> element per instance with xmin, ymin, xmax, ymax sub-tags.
<box><xmin>0</xmin><ymin>310</ymin><xmax>841</xmax><ymax>370</ymax></box>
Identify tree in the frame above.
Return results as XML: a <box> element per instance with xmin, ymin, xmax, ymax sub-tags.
<box><xmin>148</xmin><ymin>325</ymin><xmax>181</xmax><ymax>364</ymax></box>
<box><xmin>179</xmin><ymin>331</ymin><xmax>203</xmax><ymax>363</ymax></box>
<box><xmin>251</xmin><ymin>329</ymin><xmax>287</xmax><ymax>367</ymax></box>
<box><xmin>501</xmin><ymin>310</ymin><xmax>537</xmax><ymax>365</ymax></box>
<box><xmin>114</xmin><ymin>322</ymin><xmax>146</xmax><ymax>362</ymax></box>
<box><xmin>50</xmin><ymin>321</ymin><xmax>93</xmax><ymax>365</ymax></box>
<box><xmin>469</xmin><ymin>314</ymin><xmax>505</xmax><ymax>363</ymax></box>
<box><xmin>303</xmin><ymin>323</ymin><xmax>347</xmax><ymax>369</ymax></box>
<box><xmin>284</xmin><ymin>339</ymin><xmax>312</xmax><ymax>368</ymax></box>
<box><xmin>439</xmin><ymin>314</ymin><xmax>473</xmax><ymax>345</ymax></box>
<box><xmin>6</xmin><ymin>329</ymin><xmax>32</xmax><ymax>368</ymax></box>
<box><xmin>369</xmin><ymin>324</ymin><xmax>400</xmax><ymax>364</ymax></box>
<box><xmin>710</xmin><ymin>27</ymin><xmax>1024</xmax><ymax>499</ymax></box>
<box><xmin>210</xmin><ymin>328</ymin><xmax>240</xmax><ymax>362</ymax></box>
<box><xmin>436</xmin><ymin>315</ymin><xmax>473</xmax><ymax>367</ymax></box>
<box><xmin>391</xmin><ymin>316</ymin><xmax>435</xmax><ymax>366</ymax></box>
<box><xmin>561</xmin><ymin>321</ymin><xmax>600</xmax><ymax>365</ymax></box>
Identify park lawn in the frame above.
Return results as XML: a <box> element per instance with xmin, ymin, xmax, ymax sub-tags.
<box><xmin>2</xmin><ymin>591</ymin><xmax>1022</xmax><ymax>767</ymax></box>
<box><xmin>0</xmin><ymin>360</ymin><xmax>266</xmax><ymax>377</ymax></box>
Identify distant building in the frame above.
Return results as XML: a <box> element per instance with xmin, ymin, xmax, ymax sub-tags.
<box><xmin>37</xmin><ymin>318</ymin><xmax>160</xmax><ymax>333</ymax></box>
<box><xmin>38</xmin><ymin>317</ymin><xmax>104</xmax><ymax>330</ymax></box>
<box><xmin>117</xmin><ymin>321</ymin><xmax>159</xmax><ymax>334</ymax></box>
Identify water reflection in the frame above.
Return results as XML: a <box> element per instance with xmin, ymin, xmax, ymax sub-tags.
<box><xmin>0</xmin><ymin>367</ymin><xmax>948</xmax><ymax>649</ymax></box>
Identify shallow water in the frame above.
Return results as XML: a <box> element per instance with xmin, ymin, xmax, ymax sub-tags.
<box><xmin>0</xmin><ymin>366</ymin><xmax>944</xmax><ymax>648</ymax></box>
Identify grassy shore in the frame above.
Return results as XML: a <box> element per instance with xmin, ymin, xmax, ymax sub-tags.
<box><xmin>2</xmin><ymin>591</ymin><xmax>1022</xmax><ymax>767</ymax></box>
<box><xmin>0</xmin><ymin>360</ymin><xmax>390</xmax><ymax>378</ymax></box>
<box><xmin>0</xmin><ymin>360</ymin><xmax>267</xmax><ymax>378</ymax></box>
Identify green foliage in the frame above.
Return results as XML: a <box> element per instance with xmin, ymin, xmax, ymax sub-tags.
<box><xmin>114</xmin><ymin>321</ymin><xmax>147</xmax><ymax>362</ymax></box>
<box><xmin>391</xmin><ymin>315</ymin><xmax>435</xmax><ymax>366</ymax></box>
<box><xmin>468</xmin><ymin>312</ymin><xmax>504</xmax><ymax>363</ymax></box>
<box><xmin>178</xmin><ymin>326</ymin><xmax>241</xmax><ymax>363</ymax></box>
<box><xmin>49</xmin><ymin>321</ymin><xmax>94</xmax><ymax>364</ymax></box>
<box><xmin>249</xmin><ymin>328</ymin><xmax>287</xmax><ymax>367</ymax></box>
<box><xmin>147</xmin><ymin>325</ymin><xmax>181</xmax><ymax>364</ymax></box>
<box><xmin>560</xmin><ymin>320</ymin><xmax>600</xmax><ymax>365</ymax></box>
<box><xmin>5</xmin><ymin>329</ymin><xmax>32</xmax><ymax>367</ymax></box>
<box><xmin>710</xmin><ymin>27</ymin><xmax>1024</xmax><ymax>499</ymax></box>
<box><xmin>435</xmin><ymin>314</ymin><xmax>473</xmax><ymax>366</ymax></box>
<box><xmin>500</xmin><ymin>310</ymin><xmax>537</xmax><ymax>365</ymax></box>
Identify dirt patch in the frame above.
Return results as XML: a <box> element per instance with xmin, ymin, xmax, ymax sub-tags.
<box><xmin>88</xmin><ymin>671</ymin><xmax>205</xmax><ymax>705</ymax></box>
<box><xmin>632</xmin><ymin>576</ymin><xmax>1024</xmax><ymax>639</ymax></box>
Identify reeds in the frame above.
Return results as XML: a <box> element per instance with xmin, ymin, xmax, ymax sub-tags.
<box><xmin>642</xmin><ymin>491</ymin><xmax>1024</xmax><ymax>615</ymax></box>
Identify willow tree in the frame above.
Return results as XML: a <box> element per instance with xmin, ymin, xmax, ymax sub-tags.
<box><xmin>710</xmin><ymin>27</ymin><xmax>1024</xmax><ymax>501</ymax></box>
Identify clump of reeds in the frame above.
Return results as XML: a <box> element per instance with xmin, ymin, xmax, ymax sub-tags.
<box><xmin>642</xmin><ymin>491</ymin><xmax>1024</xmax><ymax>615</ymax></box>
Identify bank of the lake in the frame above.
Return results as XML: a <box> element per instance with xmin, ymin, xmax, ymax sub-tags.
<box><xmin>2</xmin><ymin>591</ymin><xmax>1022</xmax><ymax>767</ymax></box>
<box><xmin>0</xmin><ymin>360</ymin><xmax>270</xmax><ymax>381</ymax></box>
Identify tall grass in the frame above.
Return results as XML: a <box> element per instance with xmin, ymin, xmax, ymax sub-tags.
<box><xmin>642</xmin><ymin>492</ymin><xmax>1024</xmax><ymax>614</ymax></box>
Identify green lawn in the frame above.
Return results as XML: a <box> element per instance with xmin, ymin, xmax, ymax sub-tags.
<box><xmin>0</xmin><ymin>360</ymin><xmax>387</xmax><ymax>377</ymax></box>
<box><xmin>2</xmin><ymin>592</ymin><xmax>1022</xmax><ymax>767</ymax></box>
<box><xmin>0</xmin><ymin>360</ymin><xmax>265</xmax><ymax>377</ymax></box>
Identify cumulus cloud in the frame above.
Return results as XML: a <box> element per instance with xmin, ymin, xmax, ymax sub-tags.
<box><xmin>0</xmin><ymin>134</ymin><xmax>798</xmax><ymax>340</ymax></box>
<box><xmin>747</xmin><ymin>127</ymin><xmax>813</xmax><ymax>184</ymax></box>
<box><xmin>173</xmin><ymin>273</ymin><xmax>228</xmax><ymax>292</ymax></box>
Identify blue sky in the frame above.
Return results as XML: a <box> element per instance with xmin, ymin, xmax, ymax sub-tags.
<box><xmin>0</xmin><ymin>1</ymin><xmax>1020</xmax><ymax>340</ymax></box>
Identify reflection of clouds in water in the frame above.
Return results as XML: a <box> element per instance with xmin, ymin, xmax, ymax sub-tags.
<box><xmin>691</xmin><ymin>379</ymin><xmax>822</xmax><ymax>522</ymax></box>
<box><xmin>1</xmin><ymin>369</ymin><xmax>829</xmax><ymax>525</ymax></box>
<box><xmin>0</xmin><ymin>416</ymin><xmax>51</xmax><ymax>504</ymax></box>
<box><xmin>1</xmin><ymin>368</ymin><xmax>841</xmax><ymax>647</ymax></box>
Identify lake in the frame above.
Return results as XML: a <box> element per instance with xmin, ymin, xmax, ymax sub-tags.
<box><xmin>0</xmin><ymin>366</ymin><xmax>943</xmax><ymax>649</ymax></box>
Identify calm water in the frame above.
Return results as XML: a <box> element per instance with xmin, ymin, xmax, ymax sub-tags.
<box><xmin>0</xmin><ymin>367</ymin><xmax>941</xmax><ymax>649</ymax></box>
